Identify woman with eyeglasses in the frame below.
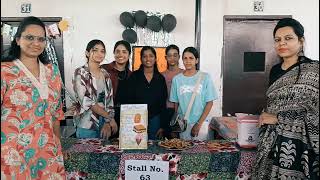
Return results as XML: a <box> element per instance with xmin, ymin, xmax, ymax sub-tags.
<box><xmin>1</xmin><ymin>16</ymin><xmax>66</xmax><ymax>179</ymax></box>
<box><xmin>101</xmin><ymin>40</ymin><xmax>132</xmax><ymax>139</ymax></box>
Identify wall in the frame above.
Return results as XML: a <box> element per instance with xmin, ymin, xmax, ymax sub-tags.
<box><xmin>2</xmin><ymin>0</ymin><xmax>319</xmax><ymax>116</ymax></box>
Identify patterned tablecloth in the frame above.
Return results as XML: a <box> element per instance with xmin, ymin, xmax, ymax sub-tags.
<box><xmin>61</xmin><ymin>138</ymin><xmax>252</xmax><ymax>180</ymax></box>
<box><xmin>209</xmin><ymin>116</ymin><xmax>258</xmax><ymax>180</ymax></box>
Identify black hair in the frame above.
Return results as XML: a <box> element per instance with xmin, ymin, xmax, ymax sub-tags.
<box><xmin>182</xmin><ymin>47</ymin><xmax>200</xmax><ymax>70</ymax></box>
<box><xmin>1</xmin><ymin>16</ymin><xmax>49</xmax><ymax>64</ymax></box>
<box><xmin>165</xmin><ymin>44</ymin><xmax>180</xmax><ymax>55</ymax></box>
<box><xmin>139</xmin><ymin>46</ymin><xmax>159</xmax><ymax>73</ymax></box>
<box><xmin>113</xmin><ymin>40</ymin><xmax>131</xmax><ymax>71</ymax></box>
<box><xmin>273</xmin><ymin>18</ymin><xmax>304</xmax><ymax>39</ymax></box>
<box><xmin>85</xmin><ymin>39</ymin><xmax>106</xmax><ymax>60</ymax></box>
<box><xmin>273</xmin><ymin>18</ymin><xmax>305</xmax><ymax>83</ymax></box>
<box><xmin>165</xmin><ymin>44</ymin><xmax>180</xmax><ymax>68</ymax></box>
<box><xmin>182</xmin><ymin>47</ymin><xmax>199</xmax><ymax>59</ymax></box>
<box><xmin>113</xmin><ymin>40</ymin><xmax>131</xmax><ymax>55</ymax></box>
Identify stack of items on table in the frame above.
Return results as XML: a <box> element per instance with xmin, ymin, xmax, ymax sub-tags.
<box><xmin>209</xmin><ymin>113</ymin><xmax>259</xmax><ymax>148</ymax></box>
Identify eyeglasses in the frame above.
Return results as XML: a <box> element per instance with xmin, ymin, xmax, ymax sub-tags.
<box><xmin>21</xmin><ymin>35</ymin><xmax>47</xmax><ymax>43</ymax></box>
<box><xmin>166</xmin><ymin>53</ymin><xmax>179</xmax><ymax>58</ymax></box>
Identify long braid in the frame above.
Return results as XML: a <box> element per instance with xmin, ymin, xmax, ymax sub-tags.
<box><xmin>295</xmin><ymin>46</ymin><xmax>304</xmax><ymax>84</ymax></box>
<box><xmin>295</xmin><ymin>59</ymin><xmax>301</xmax><ymax>84</ymax></box>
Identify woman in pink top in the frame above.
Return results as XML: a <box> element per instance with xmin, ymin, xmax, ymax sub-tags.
<box><xmin>161</xmin><ymin>44</ymin><xmax>183</xmax><ymax>138</ymax></box>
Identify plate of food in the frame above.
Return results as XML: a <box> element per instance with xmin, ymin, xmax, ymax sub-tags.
<box><xmin>206</xmin><ymin>141</ymin><xmax>237</xmax><ymax>151</ymax></box>
<box><xmin>158</xmin><ymin>138</ymin><xmax>194</xmax><ymax>151</ymax></box>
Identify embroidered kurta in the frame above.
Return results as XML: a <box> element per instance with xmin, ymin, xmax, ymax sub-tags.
<box><xmin>252</xmin><ymin>57</ymin><xmax>319</xmax><ymax>179</ymax></box>
<box><xmin>72</xmin><ymin>64</ymin><xmax>114</xmax><ymax>131</ymax></box>
<box><xmin>1</xmin><ymin>60</ymin><xmax>66</xmax><ymax>179</ymax></box>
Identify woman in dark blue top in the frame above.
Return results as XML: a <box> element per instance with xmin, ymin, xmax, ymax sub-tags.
<box><xmin>126</xmin><ymin>46</ymin><xmax>168</xmax><ymax>140</ymax></box>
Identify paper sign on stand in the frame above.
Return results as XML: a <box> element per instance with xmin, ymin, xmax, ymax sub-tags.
<box><xmin>119</xmin><ymin>104</ymin><xmax>148</xmax><ymax>149</ymax></box>
<box><xmin>125</xmin><ymin>160</ymin><xmax>169</xmax><ymax>180</ymax></box>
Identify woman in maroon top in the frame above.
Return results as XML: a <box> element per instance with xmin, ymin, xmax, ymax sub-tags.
<box><xmin>101</xmin><ymin>40</ymin><xmax>132</xmax><ymax>138</ymax></box>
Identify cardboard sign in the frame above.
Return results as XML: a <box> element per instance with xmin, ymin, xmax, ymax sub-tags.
<box><xmin>125</xmin><ymin>160</ymin><xmax>169</xmax><ymax>180</ymax></box>
<box><xmin>119</xmin><ymin>104</ymin><xmax>148</xmax><ymax>149</ymax></box>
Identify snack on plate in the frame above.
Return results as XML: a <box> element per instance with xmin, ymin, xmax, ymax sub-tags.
<box><xmin>158</xmin><ymin>138</ymin><xmax>193</xmax><ymax>150</ymax></box>
<box><xmin>207</xmin><ymin>142</ymin><xmax>234</xmax><ymax>149</ymax></box>
<box><xmin>133</xmin><ymin>124</ymin><xmax>146</xmax><ymax>133</ymax></box>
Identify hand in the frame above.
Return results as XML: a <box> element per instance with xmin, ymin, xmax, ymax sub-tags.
<box><xmin>100</xmin><ymin>122</ymin><xmax>112</xmax><ymax>139</ymax></box>
<box><xmin>109</xmin><ymin>119</ymin><xmax>118</xmax><ymax>135</ymax></box>
<box><xmin>156</xmin><ymin>128</ymin><xmax>164</xmax><ymax>139</ymax></box>
<box><xmin>170</xmin><ymin>132</ymin><xmax>179</xmax><ymax>139</ymax></box>
<box><xmin>258</xmin><ymin>112</ymin><xmax>278</xmax><ymax>127</ymax></box>
<box><xmin>62</xmin><ymin>151</ymin><xmax>70</xmax><ymax>160</ymax></box>
<box><xmin>191</xmin><ymin>123</ymin><xmax>201</xmax><ymax>137</ymax></box>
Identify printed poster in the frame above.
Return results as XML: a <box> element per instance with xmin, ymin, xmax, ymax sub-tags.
<box><xmin>119</xmin><ymin>104</ymin><xmax>148</xmax><ymax>149</ymax></box>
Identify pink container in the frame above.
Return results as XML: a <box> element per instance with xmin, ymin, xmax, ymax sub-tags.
<box><xmin>235</xmin><ymin>113</ymin><xmax>259</xmax><ymax>148</ymax></box>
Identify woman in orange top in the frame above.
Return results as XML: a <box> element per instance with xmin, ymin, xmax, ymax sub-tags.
<box><xmin>1</xmin><ymin>16</ymin><xmax>66</xmax><ymax>179</ymax></box>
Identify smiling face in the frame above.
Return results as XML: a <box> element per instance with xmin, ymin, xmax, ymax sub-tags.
<box><xmin>16</xmin><ymin>24</ymin><xmax>46</xmax><ymax>59</ymax></box>
<box><xmin>114</xmin><ymin>44</ymin><xmax>130</xmax><ymax>66</ymax></box>
<box><xmin>141</xmin><ymin>49</ymin><xmax>156</xmax><ymax>68</ymax></box>
<box><xmin>182</xmin><ymin>52</ymin><xmax>198</xmax><ymax>70</ymax></box>
<box><xmin>274</xmin><ymin>26</ymin><xmax>304</xmax><ymax>59</ymax></box>
<box><xmin>86</xmin><ymin>44</ymin><xmax>106</xmax><ymax>64</ymax></box>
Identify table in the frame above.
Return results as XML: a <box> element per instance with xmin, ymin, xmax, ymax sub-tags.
<box><xmin>236</xmin><ymin>150</ymin><xmax>256</xmax><ymax>180</ymax></box>
<box><xmin>61</xmin><ymin>138</ymin><xmax>242</xmax><ymax>180</ymax></box>
<box><xmin>209</xmin><ymin>117</ymin><xmax>257</xmax><ymax>179</ymax></box>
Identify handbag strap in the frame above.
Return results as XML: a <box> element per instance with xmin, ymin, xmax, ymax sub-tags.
<box><xmin>184</xmin><ymin>72</ymin><xmax>204</xmax><ymax>120</ymax></box>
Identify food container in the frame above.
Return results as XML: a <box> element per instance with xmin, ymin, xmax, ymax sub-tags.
<box><xmin>235</xmin><ymin>113</ymin><xmax>259</xmax><ymax>148</ymax></box>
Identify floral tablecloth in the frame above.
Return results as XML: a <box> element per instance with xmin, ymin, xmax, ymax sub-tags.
<box><xmin>61</xmin><ymin>138</ymin><xmax>248</xmax><ymax>180</ymax></box>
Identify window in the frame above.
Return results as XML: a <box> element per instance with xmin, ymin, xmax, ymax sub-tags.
<box><xmin>243</xmin><ymin>52</ymin><xmax>265</xmax><ymax>72</ymax></box>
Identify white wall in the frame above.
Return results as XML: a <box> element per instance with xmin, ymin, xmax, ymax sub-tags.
<box><xmin>2</xmin><ymin>0</ymin><xmax>319</xmax><ymax>116</ymax></box>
